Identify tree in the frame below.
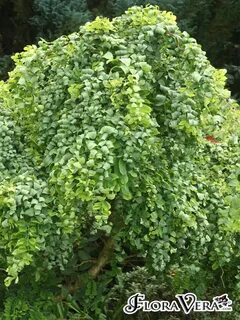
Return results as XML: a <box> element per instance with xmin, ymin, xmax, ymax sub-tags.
<box><xmin>0</xmin><ymin>6</ymin><xmax>239</xmax><ymax>319</ymax></box>
<box><xmin>31</xmin><ymin>0</ymin><xmax>92</xmax><ymax>40</ymax></box>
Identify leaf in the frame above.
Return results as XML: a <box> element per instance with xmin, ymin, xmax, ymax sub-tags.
<box><xmin>192</xmin><ymin>72</ymin><xmax>201</xmax><ymax>82</ymax></box>
<box><xmin>155</xmin><ymin>25</ymin><xmax>165</xmax><ymax>35</ymax></box>
<box><xmin>2</xmin><ymin>219</ymin><xmax>8</xmax><ymax>228</ymax></box>
<box><xmin>197</xmin><ymin>193</ymin><xmax>205</xmax><ymax>200</ymax></box>
<box><xmin>118</xmin><ymin>159</ymin><xmax>127</xmax><ymax>176</ymax></box>
<box><xmin>18</xmin><ymin>77</ymin><xmax>26</xmax><ymax>85</ymax></box>
<box><xmin>103</xmin><ymin>52</ymin><xmax>113</xmax><ymax>60</ymax></box>
<box><xmin>120</xmin><ymin>57</ymin><xmax>131</xmax><ymax>67</ymax></box>
<box><xmin>86</xmin><ymin>141</ymin><xmax>96</xmax><ymax>150</ymax></box>
<box><xmin>121</xmin><ymin>184</ymin><xmax>132</xmax><ymax>200</ymax></box>
<box><xmin>155</xmin><ymin>94</ymin><xmax>167</xmax><ymax>105</ymax></box>
<box><xmin>25</xmin><ymin>208</ymin><xmax>35</xmax><ymax>216</ymax></box>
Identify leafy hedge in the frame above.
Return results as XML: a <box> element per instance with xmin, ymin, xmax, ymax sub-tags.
<box><xmin>0</xmin><ymin>5</ymin><xmax>240</xmax><ymax>319</ymax></box>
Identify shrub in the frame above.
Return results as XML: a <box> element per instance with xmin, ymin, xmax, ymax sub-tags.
<box><xmin>31</xmin><ymin>0</ymin><xmax>92</xmax><ymax>40</ymax></box>
<box><xmin>0</xmin><ymin>5</ymin><xmax>240</xmax><ymax>318</ymax></box>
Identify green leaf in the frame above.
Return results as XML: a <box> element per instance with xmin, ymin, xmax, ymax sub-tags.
<box><xmin>120</xmin><ymin>57</ymin><xmax>131</xmax><ymax>67</ymax></box>
<box><xmin>103</xmin><ymin>52</ymin><xmax>114</xmax><ymax>60</ymax></box>
<box><xmin>118</xmin><ymin>159</ymin><xmax>127</xmax><ymax>176</ymax></box>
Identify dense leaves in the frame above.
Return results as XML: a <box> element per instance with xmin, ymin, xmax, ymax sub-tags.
<box><xmin>0</xmin><ymin>5</ymin><xmax>240</xmax><ymax>319</ymax></box>
<box><xmin>1</xmin><ymin>0</ymin><xmax>240</xmax><ymax>102</ymax></box>
<box><xmin>31</xmin><ymin>0</ymin><xmax>92</xmax><ymax>40</ymax></box>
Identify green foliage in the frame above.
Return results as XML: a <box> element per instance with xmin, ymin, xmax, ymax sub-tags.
<box><xmin>0</xmin><ymin>5</ymin><xmax>240</xmax><ymax>318</ymax></box>
<box><xmin>3</xmin><ymin>297</ymin><xmax>43</xmax><ymax>320</ymax></box>
<box><xmin>106</xmin><ymin>267</ymin><xmax>169</xmax><ymax>319</ymax></box>
<box><xmin>106</xmin><ymin>267</ymin><xmax>238</xmax><ymax>319</ymax></box>
<box><xmin>1</xmin><ymin>0</ymin><xmax>240</xmax><ymax>104</ymax></box>
<box><xmin>169</xmin><ymin>0</ymin><xmax>240</xmax><ymax>101</ymax></box>
<box><xmin>31</xmin><ymin>0</ymin><xmax>92</xmax><ymax>40</ymax></box>
<box><xmin>107</xmin><ymin>0</ymin><xmax>180</xmax><ymax>17</ymax></box>
<box><xmin>0</xmin><ymin>283</ymin><xmax>55</xmax><ymax>320</ymax></box>
<box><xmin>108</xmin><ymin>0</ymin><xmax>240</xmax><ymax>101</ymax></box>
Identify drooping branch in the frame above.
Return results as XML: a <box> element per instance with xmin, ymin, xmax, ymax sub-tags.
<box><xmin>88</xmin><ymin>237</ymin><xmax>114</xmax><ymax>279</ymax></box>
<box><xmin>62</xmin><ymin>237</ymin><xmax>114</xmax><ymax>295</ymax></box>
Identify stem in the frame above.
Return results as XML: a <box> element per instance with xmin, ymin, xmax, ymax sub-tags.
<box><xmin>88</xmin><ymin>237</ymin><xmax>114</xmax><ymax>279</ymax></box>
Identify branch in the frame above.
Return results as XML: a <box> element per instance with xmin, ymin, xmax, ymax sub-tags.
<box><xmin>88</xmin><ymin>237</ymin><xmax>114</xmax><ymax>279</ymax></box>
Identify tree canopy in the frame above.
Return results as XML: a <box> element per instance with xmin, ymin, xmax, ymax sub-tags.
<box><xmin>0</xmin><ymin>5</ymin><xmax>240</xmax><ymax>319</ymax></box>
<box><xmin>1</xmin><ymin>0</ymin><xmax>240</xmax><ymax>101</ymax></box>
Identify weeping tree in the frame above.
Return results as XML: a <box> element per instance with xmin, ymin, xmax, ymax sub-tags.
<box><xmin>0</xmin><ymin>6</ymin><xmax>240</xmax><ymax>319</ymax></box>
